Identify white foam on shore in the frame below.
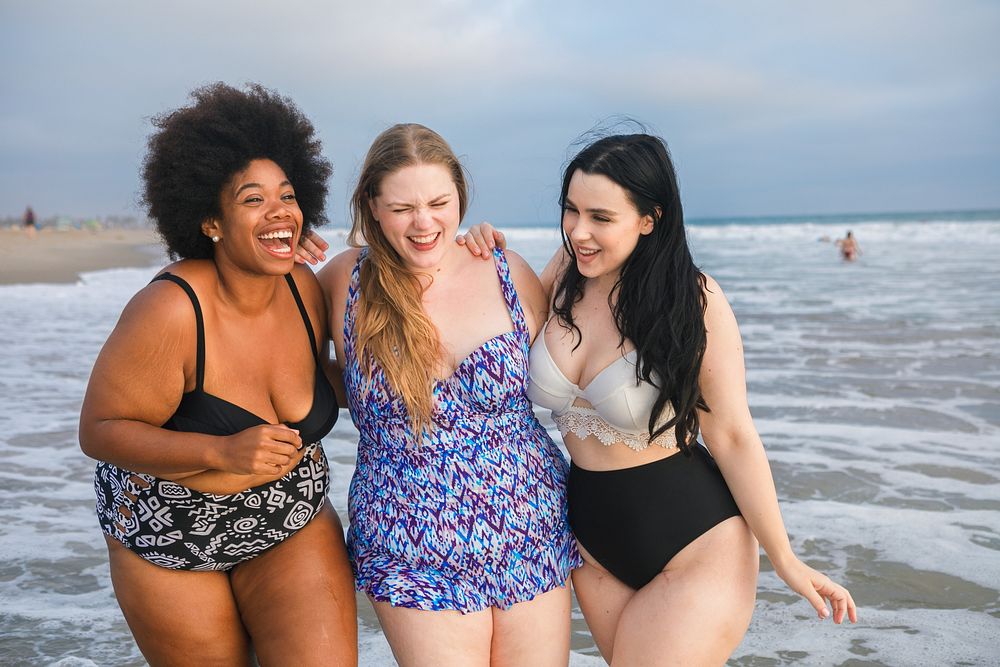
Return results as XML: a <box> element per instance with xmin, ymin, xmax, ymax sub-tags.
<box><xmin>1</xmin><ymin>217</ymin><xmax>998</xmax><ymax>664</ymax></box>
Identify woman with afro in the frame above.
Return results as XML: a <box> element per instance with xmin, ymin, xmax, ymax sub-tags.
<box><xmin>80</xmin><ymin>83</ymin><xmax>357</xmax><ymax>665</ymax></box>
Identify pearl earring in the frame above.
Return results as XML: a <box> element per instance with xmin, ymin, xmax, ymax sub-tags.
<box><xmin>211</xmin><ymin>236</ymin><xmax>220</xmax><ymax>243</ymax></box>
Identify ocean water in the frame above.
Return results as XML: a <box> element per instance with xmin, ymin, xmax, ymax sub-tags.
<box><xmin>1</xmin><ymin>212</ymin><xmax>998</xmax><ymax>665</ymax></box>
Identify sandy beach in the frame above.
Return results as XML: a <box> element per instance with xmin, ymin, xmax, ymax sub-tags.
<box><xmin>0</xmin><ymin>227</ymin><xmax>162</xmax><ymax>285</ymax></box>
<box><xmin>1</xmin><ymin>215</ymin><xmax>999</xmax><ymax>665</ymax></box>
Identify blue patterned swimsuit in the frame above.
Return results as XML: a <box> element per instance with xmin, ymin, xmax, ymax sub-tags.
<box><xmin>343</xmin><ymin>248</ymin><xmax>580</xmax><ymax>612</ymax></box>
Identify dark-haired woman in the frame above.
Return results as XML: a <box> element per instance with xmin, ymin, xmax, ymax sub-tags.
<box><xmin>461</xmin><ymin>133</ymin><xmax>856</xmax><ymax>664</ymax></box>
<box><xmin>79</xmin><ymin>83</ymin><xmax>357</xmax><ymax>665</ymax></box>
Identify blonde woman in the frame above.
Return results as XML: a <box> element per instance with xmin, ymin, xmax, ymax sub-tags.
<box><xmin>317</xmin><ymin>124</ymin><xmax>580</xmax><ymax>666</ymax></box>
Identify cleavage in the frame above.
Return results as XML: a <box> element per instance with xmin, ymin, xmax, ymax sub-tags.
<box><xmin>543</xmin><ymin>319</ymin><xmax>633</xmax><ymax>391</ymax></box>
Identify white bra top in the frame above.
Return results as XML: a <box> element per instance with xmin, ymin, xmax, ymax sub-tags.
<box><xmin>526</xmin><ymin>328</ymin><xmax>677</xmax><ymax>451</ymax></box>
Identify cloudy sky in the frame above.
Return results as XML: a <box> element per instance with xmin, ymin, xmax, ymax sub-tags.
<box><xmin>2</xmin><ymin>0</ymin><xmax>998</xmax><ymax>224</ymax></box>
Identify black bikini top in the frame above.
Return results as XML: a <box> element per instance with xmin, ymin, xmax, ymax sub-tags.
<box><xmin>153</xmin><ymin>272</ymin><xmax>338</xmax><ymax>444</ymax></box>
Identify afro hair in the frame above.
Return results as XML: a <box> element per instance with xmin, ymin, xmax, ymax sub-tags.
<box><xmin>141</xmin><ymin>83</ymin><xmax>332</xmax><ymax>259</ymax></box>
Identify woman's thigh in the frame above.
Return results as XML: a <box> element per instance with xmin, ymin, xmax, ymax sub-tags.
<box><xmin>491</xmin><ymin>579</ymin><xmax>572</xmax><ymax>667</ymax></box>
<box><xmin>371</xmin><ymin>600</ymin><xmax>494</xmax><ymax>667</ymax></box>
<box><xmin>105</xmin><ymin>536</ymin><xmax>250</xmax><ymax>667</ymax></box>
<box><xmin>231</xmin><ymin>506</ymin><xmax>358</xmax><ymax>666</ymax></box>
<box><xmin>611</xmin><ymin>516</ymin><xmax>759</xmax><ymax>666</ymax></box>
<box><xmin>571</xmin><ymin>550</ymin><xmax>636</xmax><ymax>662</ymax></box>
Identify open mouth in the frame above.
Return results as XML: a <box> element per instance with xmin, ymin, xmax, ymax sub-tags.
<box><xmin>576</xmin><ymin>246</ymin><xmax>600</xmax><ymax>259</ymax></box>
<box><xmin>257</xmin><ymin>228</ymin><xmax>295</xmax><ymax>257</ymax></box>
<box><xmin>408</xmin><ymin>231</ymin><xmax>441</xmax><ymax>251</ymax></box>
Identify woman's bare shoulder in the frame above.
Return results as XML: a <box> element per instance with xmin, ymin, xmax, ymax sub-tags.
<box><xmin>699</xmin><ymin>272</ymin><xmax>740</xmax><ymax>337</ymax></box>
<box><xmin>500</xmin><ymin>248</ymin><xmax>541</xmax><ymax>282</ymax></box>
<box><xmin>317</xmin><ymin>247</ymin><xmax>364</xmax><ymax>290</ymax></box>
<box><xmin>98</xmin><ymin>268</ymin><xmax>199</xmax><ymax>368</ymax></box>
<box><xmin>153</xmin><ymin>258</ymin><xmax>218</xmax><ymax>286</ymax></box>
<box><xmin>289</xmin><ymin>261</ymin><xmax>322</xmax><ymax>295</ymax></box>
<box><xmin>539</xmin><ymin>246</ymin><xmax>570</xmax><ymax>297</ymax></box>
<box><xmin>700</xmin><ymin>272</ymin><xmax>731</xmax><ymax>307</ymax></box>
<box><xmin>124</xmin><ymin>263</ymin><xmax>206</xmax><ymax>327</ymax></box>
<box><xmin>701</xmin><ymin>271</ymin><xmax>723</xmax><ymax>294</ymax></box>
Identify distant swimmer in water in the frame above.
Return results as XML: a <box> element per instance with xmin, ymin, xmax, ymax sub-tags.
<box><xmin>836</xmin><ymin>230</ymin><xmax>861</xmax><ymax>261</ymax></box>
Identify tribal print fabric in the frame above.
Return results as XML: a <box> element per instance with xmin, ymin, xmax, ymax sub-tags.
<box><xmin>343</xmin><ymin>248</ymin><xmax>581</xmax><ymax>612</ymax></box>
<box><xmin>94</xmin><ymin>442</ymin><xmax>329</xmax><ymax>571</ymax></box>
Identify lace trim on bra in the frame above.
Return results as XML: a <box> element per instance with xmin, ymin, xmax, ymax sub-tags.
<box><xmin>553</xmin><ymin>406</ymin><xmax>677</xmax><ymax>452</ymax></box>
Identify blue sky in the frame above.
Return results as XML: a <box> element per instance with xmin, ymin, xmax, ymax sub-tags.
<box><xmin>2</xmin><ymin>0</ymin><xmax>998</xmax><ymax>224</ymax></box>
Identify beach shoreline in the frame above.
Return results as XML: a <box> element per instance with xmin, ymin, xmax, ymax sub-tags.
<box><xmin>0</xmin><ymin>227</ymin><xmax>163</xmax><ymax>285</ymax></box>
<box><xmin>1</xmin><ymin>217</ymin><xmax>998</xmax><ymax>665</ymax></box>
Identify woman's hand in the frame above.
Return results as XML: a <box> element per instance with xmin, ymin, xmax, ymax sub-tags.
<box><xmin>456</xmin><ymin>222</ymin><xmax>505</xmax><ymax>259</ymax></box>
<box><xmin>775</xmin><ymin>557</ymin><xmax>858</xmax><ymax>624</ymax></box>
<box><xmin>295</xmin><ymin>229</ymin><xmax>329</xmax><ymax>265</ymax></box>
<box><xmin>158</xmin><ymin>425</ymin><xmax>305</xmax><ymax>494</ymax></box>
<box><xmin>216</xmin><ymin>424</ymin><xmax>304</xmax><ymax>476</ymax></box>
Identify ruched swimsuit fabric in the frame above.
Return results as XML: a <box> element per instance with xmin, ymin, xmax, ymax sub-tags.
<box><xmin>93</xmin><ymin>272</ymin><xmax>338</xmax><ymax>571</ymax></box>
<box><xmin>343</xmin><ymin>248</ymin><xmax>581</xmax><ymax>612</ymax></box>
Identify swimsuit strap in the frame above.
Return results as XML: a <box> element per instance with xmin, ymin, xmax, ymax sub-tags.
<box><xmin>151</xmin><ymin>272</ymin><xmax>205</xmax><ymax>392</ymax></box>
<box><xmin>343</xmin><ymin>247</ymin><xmax>524</xmax><ymax>346</ymax></box>
<box><xmin>283</xmin><ymin>273</ymin><xmax>320</xmax><ymax>362</ymax></box>
<box><xmin>491</xmin><ymin>247</ymin><xmax>529</xmax><ymax>337</ymax></box>
<box><xmin>343</xmin><ymin>248</ymin><xmax>368</xmax><ymax>344</ymax></box>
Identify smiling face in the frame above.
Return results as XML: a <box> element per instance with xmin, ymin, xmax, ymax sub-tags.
<box><xmin>204</xmin><ymin>158</ymin><xmax>302</xmax><ymax>274</ymax></box>
<box><xmin>369</xmin><ymin>163</ymin><xmax>462</xmax><ymax>271</ymax></box>
<box><xmin>562</xmin><ymin>169</ymin><xmax>654</xmax><ymax>283</ymax></box>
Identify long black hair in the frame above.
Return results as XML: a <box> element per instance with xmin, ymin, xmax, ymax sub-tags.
<box><xmin>551</xmin><ymin>133</ymin><xmax>708</xmax><ymax>455</ymax></box>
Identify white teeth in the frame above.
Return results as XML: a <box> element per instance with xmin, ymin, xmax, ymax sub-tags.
<box><xmin>409</xmin><ymin>233</ymin><xmax>439</xmax><ymax>244</ymax></box>
<box><xmin>577</xmin><ymin>248</ymin><xmax>599</xmax><ymax>256</ymax></box>
<box><xmin>271</xmin><ymin>245</ymin><xmax>292</xmax><ymax>254</ymax></box>
<box><xmin>258</xmin><ymin>229</ymin><xmax>293</xmax><ymax>240</ymax></box>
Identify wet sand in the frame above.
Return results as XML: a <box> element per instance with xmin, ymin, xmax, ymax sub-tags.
<box><xmin>0</xmin><ymin>227</ymin><xmax>162</xmax><ymax>285</ymax></box>
<box><xmin>2</xmin><ymin>217</ymin><xmax>999</xmax><ymax>664</ymax></box>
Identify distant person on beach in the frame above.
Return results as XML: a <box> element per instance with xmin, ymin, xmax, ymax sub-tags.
<box><xmin>78</xmin><ymin>83</ymin><xmax>357</xmax><ymax>664</ymax></box>
<box><xmin>836</xmin><ymin>230</ymin><xmax>861</xmax><ymax>261</ymax></box>
<box><xmin>460</xmin><ymin>132</ymin><xmax>857</xmax><ymax>664</ymax></box>
<box><xmin>23</xmin><ymin>206</ymin><xmax>36</xmax><ymax>237</ymax></box>
<box><xmin>316</xmin><ymin>124</ymin><xmax>580</xmax><ymax>665</ymax></box>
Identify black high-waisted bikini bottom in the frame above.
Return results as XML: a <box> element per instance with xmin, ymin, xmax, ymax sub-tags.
<box><xmin>568</xmin><ymin>444</ymin><xmax>741</xmax><ymax>590</ymax></box>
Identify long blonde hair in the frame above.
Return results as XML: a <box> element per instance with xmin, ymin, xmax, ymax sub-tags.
<box><xmin>348</xmin><ymin>124</ymin><xmax>469</xmax><ymax>436</ymax></box>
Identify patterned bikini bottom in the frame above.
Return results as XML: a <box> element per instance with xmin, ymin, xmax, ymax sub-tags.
<box><xmin>94</xmin><ymin>442</ymin><xmax>329</xmax><ymax>571</ymax></box>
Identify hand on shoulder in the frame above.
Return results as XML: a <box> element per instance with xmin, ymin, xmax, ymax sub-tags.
<box><xmin>457</xmin><ymin>221</ymin><xmax>505</xmax><ymax>259</ymax></box>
